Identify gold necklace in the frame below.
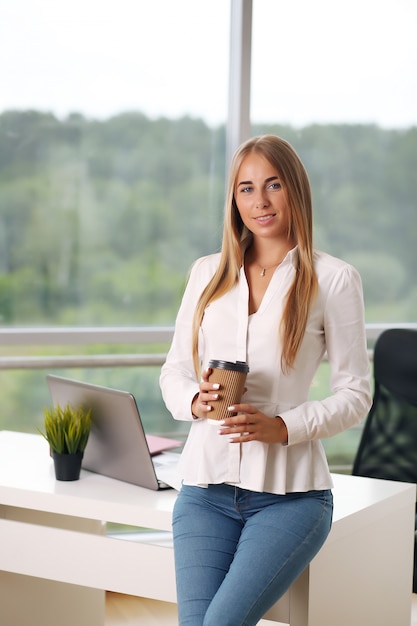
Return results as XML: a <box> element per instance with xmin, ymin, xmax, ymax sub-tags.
<box><xmin>254</xmin><ymin>261</ymin><xmax>282</xmax><ymax>277</ymax></box>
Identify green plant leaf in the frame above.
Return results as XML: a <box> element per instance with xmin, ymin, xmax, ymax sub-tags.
<box><xmin>37</xmin><ymin>403</ymin><xmax>92</xmax><ymax>454</ymax></box>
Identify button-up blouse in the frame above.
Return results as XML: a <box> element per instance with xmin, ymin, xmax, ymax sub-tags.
<box><xmin>159</xmin><ymin>247</ymin><xmax>372</xmax><ymax>494</ymax></box>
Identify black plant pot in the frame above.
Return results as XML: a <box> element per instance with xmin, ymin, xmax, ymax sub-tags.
<box><xmin>52</xmin><ymin>451</ymin><xmax>84</xmax><ymax>481</ymax></box>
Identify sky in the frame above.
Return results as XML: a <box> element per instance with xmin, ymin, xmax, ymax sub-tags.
<box><xmin>0</xmin><ymin>0</ymin><xmax>416</xmax><ymax>129</ymax></box>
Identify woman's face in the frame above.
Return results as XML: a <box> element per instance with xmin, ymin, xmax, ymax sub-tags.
<box><xmin>234</xmin><ymin>152</ymin><xmax>292</xmax><ymax>242</ymax></box>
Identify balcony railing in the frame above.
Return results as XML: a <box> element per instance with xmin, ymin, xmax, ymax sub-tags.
<box><xmin>0</xmin><ymin>323</ymin><xmax>416</xmax><ymax>370</ymax></box>
<box><xmin>2</xmin><ymin>322</ymin><xmax>415</xmax><ymax>475</ymax></box>
<box><xmin>0</xmin><ymin>326</ymin><xmax>173</xmax><ymax>370</ymax></box>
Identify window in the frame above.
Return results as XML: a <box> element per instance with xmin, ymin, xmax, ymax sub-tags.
<box><xmin>251</xmin><ymin>0</ymin><xmax>417</xmax><ymax>466</ymax></box>
<box><xmin>1</xmin><ymin>1</ymin><xmax>416</xmax><ymax>468</ymax></box>
<box><xmin>0</xmin><ymin>0</ymin><xmax>230</xmax><ymax>327</ymax></box>
<box><xmin>251</xmin><ymin>0</ymin><xmax>417</xmax><ymax>325</ymax></box>
<box><xmin>0</xmin><ymin>1</ymin><xmax>229</xmax><ymax>435</ymax></box>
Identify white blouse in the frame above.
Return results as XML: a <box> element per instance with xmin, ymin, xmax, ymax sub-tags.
<box><xmin>159</xmin><ymin>248</ymin><xmax>372</xmax><ymax>494</ymax></box>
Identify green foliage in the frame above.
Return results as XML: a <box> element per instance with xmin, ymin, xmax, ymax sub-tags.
<box><xmin>39</xmin><ymin>403</ymin><xmax>92</xmax><ymax>454</ymax></box>
<box><xmin>0</xmin><ymin>110</ymin><xmax>415</xmax><ymax>327</ymax></box>
<box><xmin>0</xmin><ymin>110</ymin><xmax>227</xmax><ymax>325</ymax></box>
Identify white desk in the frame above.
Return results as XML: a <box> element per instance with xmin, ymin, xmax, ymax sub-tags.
<box><xmin>0</xmin><ymin>431</ymin><xmax>415</xmax><ymax>626</ymax></box>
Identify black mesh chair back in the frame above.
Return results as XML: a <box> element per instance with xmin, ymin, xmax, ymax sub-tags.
<box><xmin>352</xmin><ymin>328</ymin><xmax>417</xmax><ymax>592</ymax></box>
<box><xmin>352</xmin><ymin>328</ymin><xmax>417</xmax><ymax>481</ymax></box>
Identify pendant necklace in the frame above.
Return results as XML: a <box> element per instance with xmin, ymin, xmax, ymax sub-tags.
<box><xmin>256</xmin><ymin>262</ymin><xmax>281</xmax><ymax>277</ymax></box>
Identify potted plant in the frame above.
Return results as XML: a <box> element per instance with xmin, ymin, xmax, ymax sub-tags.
<box><xmin>39</xmin><ymin>403</ymin><xmax>92</xmax><ymax>481</ymax></box>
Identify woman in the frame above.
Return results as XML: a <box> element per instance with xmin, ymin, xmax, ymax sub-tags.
<box><xmin>160</xmin><ymin>135</ymin><xmax>371</xmax><ymax>626</ymax></box>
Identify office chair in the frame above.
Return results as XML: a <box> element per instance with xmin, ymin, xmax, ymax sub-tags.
<box><xmin>352</xmin><ymin>328</ymin><xmax>417</xmax><ymax>593</ymax></box>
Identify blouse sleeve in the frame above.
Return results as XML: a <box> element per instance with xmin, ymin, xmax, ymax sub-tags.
<box><xmin>159</xmin><ymin>256</ymin><xmax>215</xmax><ymax>422</ymax></box>
<box><xmin>280</xmin><ymin>263</ymin><xmax>372</xmax><ymax>445</ymax></box>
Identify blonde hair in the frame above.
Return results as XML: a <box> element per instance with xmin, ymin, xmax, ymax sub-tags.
<box><xmin>192</xmin><ymin>135</ymin><xmax>317</xmax><ymax>376</ymax></box>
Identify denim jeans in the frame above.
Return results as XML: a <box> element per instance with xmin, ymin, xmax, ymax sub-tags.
<box><xmin>172</xmin><ymin>483</ymin><xmax>333</xmax><ymax>626</ymax></box>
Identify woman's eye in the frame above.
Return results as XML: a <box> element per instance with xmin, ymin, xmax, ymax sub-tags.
<box><xmin>241</xmin><ymin>186</ymin><xmax>252</xmax><ymax>193</ymax></box>
<box><xmin>269</xmin><ymin>182</ymin><xmax>282</xmax><ymax>190</ymax></box>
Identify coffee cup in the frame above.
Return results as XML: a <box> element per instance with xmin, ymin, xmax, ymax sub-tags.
<box><xmin>207</xmin><ymin>360</ymin><xmax>249</xmax><ymax>422</ymax></box>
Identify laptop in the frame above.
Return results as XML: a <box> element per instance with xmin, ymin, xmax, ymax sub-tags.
<box><xmin>46</xmin><ymin>374</ymin><xmax>182</xmax><ymax>491</ymax></box>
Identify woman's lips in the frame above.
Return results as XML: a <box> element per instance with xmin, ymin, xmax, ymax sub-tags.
<box><xmin>254</xmin><ymin>213</ymin><xmax>276</xmax><ymax>223</ymax></box>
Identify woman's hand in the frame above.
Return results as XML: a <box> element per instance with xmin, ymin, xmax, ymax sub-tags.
<box><xmin>191</xmin><ymin>368</ymin><xmax>220</xmax><ymax>419</ymax></box>
<box><xmin>218</xmin><ymin>403</ymin><xmax>288</xmax><ymax>445</ymax></box>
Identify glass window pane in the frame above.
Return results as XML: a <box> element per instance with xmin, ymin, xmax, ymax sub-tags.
<box><xmin>0</xmin><ymin>0</ymin><xmax>229</xmax><ymax>326</ymax></box>
<box><xmin>251</xmin><ymin>0</ymin><xmax>417</xmax><ymax>326</ymax></box>
<box><xmin>251</xmin><ymin>0</ymin><xmax>417</xmax><ymax>468</ymax></box>
<box><xmin>252</xmin><ymin>0</ymin><xmax>416</xmax><ymax>129</ymax></box>
<box><xmin>0</xmin><ymin>0</ymin><xmax>230</xmax><ymax>434</ymax></box>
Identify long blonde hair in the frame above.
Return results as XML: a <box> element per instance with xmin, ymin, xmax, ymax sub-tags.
<box><xmin>192</xmin><ymin>135</ymin><xmax>317</xmax><ymax>376</ymax></box>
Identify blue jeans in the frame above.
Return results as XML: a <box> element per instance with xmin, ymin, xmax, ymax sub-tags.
<box><xmin>172</xmin><ymin>483</ymin><xmax>333</xmax><ymax>626</ymax></box>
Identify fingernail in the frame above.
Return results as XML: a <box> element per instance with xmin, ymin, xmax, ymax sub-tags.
<box><xmin>212</xmin><ymin>383</ymin><xmax>220</xmax><ymax>390</ymax></box>
<box><xmin>228</xmin><ymin>406</ymin><xmax>235</xmax><ymax>411</ymax></box>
